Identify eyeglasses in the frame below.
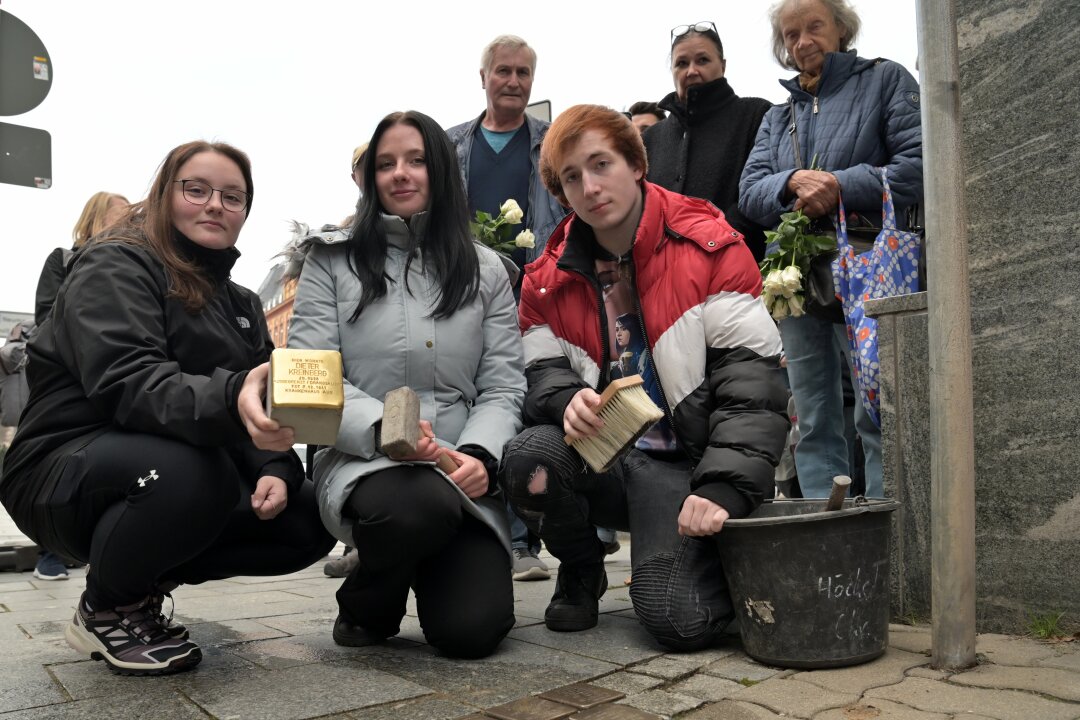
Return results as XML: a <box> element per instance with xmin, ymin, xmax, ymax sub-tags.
<box><xmin>671</xmin><ymin>21</ymin><xmax>718</xmax><ymax>45</ymax></box>
<box><xmin>174</xmin><ymin>179</ymin><xmax>250</xmax><ymax>213</ymax></box>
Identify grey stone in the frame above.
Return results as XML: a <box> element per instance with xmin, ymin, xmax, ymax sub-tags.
<box><xmin>507</xmin><ymin>613</ymin><xmax>663</xmax><ymax>665</ymax></box>
<box><xmin>667</xmin><ymin>674</ymin><xmax>744</xmax><ymax>702</ymax></box>
<box><xmin>348</xmin><ymin>638</ymin><xmax>619</xmax><ymax>707</ymax></box>
<box><xmin>626</xmin><ymin>655</ymin><xmax>707</xmax><ymax>680</ymax></box>
<box><xmin>869</xmin><ymin>0</ymin><xmax>1080</xmax><ymax>633</ymax></box>
<box><xmin>588</xmin><ymin>671</ymin><xmax>665</xmax><ymax>695</ymax></box>
<box><xmin>617</xmin><ymin>688</ymin><xmax>704</xmax><ymax>717</ymax></box>
<box><xmin>814</xmin><ymin>698</ymin><xmax>950</xmax><ymax>719</ymax></box>
<box><xmin>730</xmin><ymin>677</ymin><xmax>859</xmax><ymax>718</ymax></box>
<box><xmin>186</xmin><ymin>618</ymin><xmax>291</xmax><ymax>647</ymax></box>
<box><xmin>948</xmin><ymin>663</ymin><xmax>1080</xmax><ymax>701</ymax></box>
<box><xmin>678</xmin><ymin>700</ymin><xmax>787</xmax><ymax>719</ymax></box>
<box><xmin>0</xmin><ymin>691</ymin><xmax>207</xmax><ymax>719</ymax></box>
<box><xmin>975</xmin><ymin>633</ymin><xmax>1059</xmax><ymax>665</ymax></box>
<box><xmin>185</xmin><ymin>660</ymin><xmax>431</xmax><ymax>719</ymax></box>
<box><xmin>0</xmin><ymin>662</ymin><xmax>67</xmax><ymax>714</ymax></box>
<box><xmin>343</xmin><ymin>695</ymin><xmax>479</xmax><ymax>719</ymax></box>
<box><xmin>790</xmin><ymin>648</ymin><xmax>928</xmax><ymax>694</ymax></box>
<box><xmin>866</xmin><ymin>676</ymin><xmax>1078</xmax><ymax>720</ymax></box>
<box><xmin>906</xmin><ymin>666</ymin><xmax>952</xmax><ymax>680</ymax></box>
<box><xmin>887</xmin><ymin>629</ymin><xmax>931</xmax><ymax>656</ymax></box>
<box><xmin>700</xmin><ymin>655</ymin><xmax>783</xmax><ymax>683</ymax></box>
<box><xmin>225</xmin><ymin>632</ymin><xmax>412</xmax><ymax>670</ymax></box>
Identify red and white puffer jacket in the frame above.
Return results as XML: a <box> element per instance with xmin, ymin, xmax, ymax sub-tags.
<box><xmin>519</xmin><ymin>181</ymin><xmax>790</xmax><ymax>518</ymax></box>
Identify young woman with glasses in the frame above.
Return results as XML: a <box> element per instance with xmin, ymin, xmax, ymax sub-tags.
<box><xmin>281</xmin><ymin>110</ymin><xmax>525</xmax><ymax>659</ymax></box>
<box><xmin>642</xmin><ymin>21</ymin><xmax>773</xmax><ymax>260</ymax></box>
<box><xmin>0</xmin><ymin>140</ymin><xmax>335</xmax><ymax>676</ymax></box>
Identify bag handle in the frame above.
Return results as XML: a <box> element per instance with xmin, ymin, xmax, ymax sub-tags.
<box><xmin>879</xmin><ymin>167</ymin><xmax>900</xmax><ymax>231</ymax></box>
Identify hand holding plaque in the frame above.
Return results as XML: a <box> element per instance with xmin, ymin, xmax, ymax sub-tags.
<box><xmin>265</xmin><ymin>349</ymin><xmax>344</xmax><ymax>445</ymax></box>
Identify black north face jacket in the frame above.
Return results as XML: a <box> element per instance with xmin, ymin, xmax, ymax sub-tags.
<box><xmin>0</xmin><ymin>236</ymin><xmax>302</xmax><ymax>549</ymax></box>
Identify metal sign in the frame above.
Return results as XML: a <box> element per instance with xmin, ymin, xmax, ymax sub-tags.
<box><xmin>0</xmin><ymin>121</ymin><xmax>51</xmax><ymax>188</ymax></box>
<box><xmin>0</xmin><ymin>9</ymin><xmax>53</xmax><ymax>116</ymax></box>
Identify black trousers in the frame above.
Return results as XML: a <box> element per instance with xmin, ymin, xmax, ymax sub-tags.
<box><xmin>502</xmin><ymin>424</ymin><xmax>734</xmax><ymax>651</ymax></box>
<box><xmin>46</xmin><ymin>431</ymin><xmax>335</xmax><ymax>609</ymax></box>
<box><xmin>337</xmin><ymin>465</ymin><xmax>514</xmax><ymax>659</ymax></box>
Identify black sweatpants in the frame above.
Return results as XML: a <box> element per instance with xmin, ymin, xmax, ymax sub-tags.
<box><xmin>336</xmin><ymin>465</ymin><xmax>514</xmax><ymax>659</ymax></box>
<box><xmin>46</xmin><ymin>431</ymin><xmax>335</xmax><ymax>609</ymax></box>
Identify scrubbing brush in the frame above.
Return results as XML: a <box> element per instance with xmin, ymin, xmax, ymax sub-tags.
<box><xmin>565</xmin><ymin>375</ymin><xmax>665</xmax><ymax>472</ymax></box>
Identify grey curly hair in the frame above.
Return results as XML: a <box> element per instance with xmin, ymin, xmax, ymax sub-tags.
<box><xmin>769</xmin><ymin>0</ymin><xmax>861</xmax><ymax>70</ymax></box>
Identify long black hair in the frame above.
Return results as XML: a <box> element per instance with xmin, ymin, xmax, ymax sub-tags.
<box><xmin>346</xmin><ymin>110</ymin><xmax>480</xmax><ymax>322</ymax></box>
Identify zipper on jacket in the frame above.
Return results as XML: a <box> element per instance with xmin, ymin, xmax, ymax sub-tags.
<box><xmin>565</xmin><ymin>265</ymin><xmax>612</xmax><ymax>390</ymax></box>
<box><xmin>813</xmin><ymin>96</ymin><xmax>819</xmax><ymax>115</ymax></box>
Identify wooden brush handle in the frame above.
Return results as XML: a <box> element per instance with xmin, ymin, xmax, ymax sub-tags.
<box><xmin>824</xmin><ymin>475</ymin><xmax>852</xmax><ymax>511</ymax></box>
<box><xmin>435</xmin><ymin>453</ymin><xmax>458</xmax><ymax>475</ymax></box>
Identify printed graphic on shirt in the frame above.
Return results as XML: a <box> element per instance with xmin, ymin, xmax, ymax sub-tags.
<box><xmin>236</xmin><ymin>316</ymin><xmax>251</xmax><ymax>329</ymax></box>
<box><xmin>595</xmin><ymin>257</ymin><xmax>677</xmax><ymax>452</ymax></box>
<box><xmin>136</xmin><ymin>469</ymin><xmax>159</xmax><ymax>488</ymax></box>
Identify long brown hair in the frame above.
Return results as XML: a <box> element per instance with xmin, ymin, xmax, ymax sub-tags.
<box><xmin>99</xmin><ymin>141</ymin><xmax>254</xmax><ymax>313</ymax></box>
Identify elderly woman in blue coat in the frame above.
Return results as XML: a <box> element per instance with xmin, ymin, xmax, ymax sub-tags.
<box><xmin>739</xmin><ymin>0</ymin><xmax>922</xmax><ymax>499</ymax></box>
<box><xmin>286</xmin><ymin>110</ymin><xmax>526</xmax><ymax>658</ymax></box>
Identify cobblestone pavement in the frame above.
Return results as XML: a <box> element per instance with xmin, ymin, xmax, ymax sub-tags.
<box><xmin>1</xmin><ymin>541</ymin><xmax>1077</xmax><ymax>719</ymax></box>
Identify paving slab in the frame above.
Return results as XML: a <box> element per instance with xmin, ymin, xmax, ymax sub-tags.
<box><xmin>508</xmin><ymin>614</ymin><xmax>662</xmax><ymax>665</ymax></box>
<box><xmin>354</xmin><ymin>697</ymin><xmax>481</xmax><ymax>719</ymax></box>
<box><xmin>865</xmin><ymin>676</ymin><xmax>1079</xmax><ymax>720</ymax></box>
<box><xmin>182</xmin><ymin>617</ymin><xmax>292</xmax><ymax>647</ymax></box>
<box><xmin>539</xmin><ymin>683</ymin><xmax>625</xmax><ymax>709</ymax></box>
<box><xmin>905</xmin><ymin>666</ymin><xmax>953</xmax><ymax>680</ymax></box>
<box><xmin>730</xmin><ymin>677</ymin><xmax>860</xmax><ymax>718</ymax></box>
<box><xmin>343</xmin><ymin>695</ymin><xmax>480</xmax><ymax>719</ymax></box>
<box><xmin>790</xmin><ymin>649</ymin><xmax>929</xmax><ymax>694</ymax></box>
<box><xmin>667</xmin><ymin>674</ymin><xmax>744</xmax><ymax>702</ymax></box>
<box><xmin>0</xmin><ymin>662</ymin><xmax>68</xmax><ymax>714</ymax></box>
<box><xmin>0</xmin><ymin>690</ymin><xmax>207</xmax><ymax>719</ymax></box>
<box><xmin>976</xmin><ymin>633</ymin><xmax>1060</xmax><ymax>666</ymax></box>
<box><xmin>699</xmin><ymin>655</ymin><xmax>784</xmax><ymax>683</ymax></box>
<box><xmin>348</xmin><ymin>638</ymin><xmax>621</xmax><ymax>708</ymax></box>
<box><xmin>49</xmin><ymin>645</ymin><xmax>261</xmax><ymax>701</ymax></box>
<box><xmin>888</xmin><ymin>631</ymin><xmax>932</xmax><ymax>655</ymax></box>
<box><xmin>948</xmin><ymin>663</ymin><xmax>1080</xmax><ymax>701</ymax></box>
<box><xmin>184</xmin><ymin>660</ymin><xmax>432</xmax><ymax>719</ymax></box>
<box><xmin>485</xmin><ymin>695</ymin><xmax>577</xmax><ymax>720</ymax></box>
<box><xmin>1035</xmin><ymin>647</ymin><xmax>1080</xmax><ymax>672</ymax></box>
<box><xmin>588</xmin><ymin>671</ymin><xmax>665</xmax><ymax>695</ymax></box>
<box><xmin>571</xmin><ymin>704</ymin><xmax>662</xmax><ymax>719</ymax></box>
<box><xmin>225</xmin><ymin>632</ymin><xmax>417</xmax><ymax>671</ymax></box>
<box><xmin>813</xmin><ymin>698</ymin><xmax>950</xmax><ymax>719</ymax></box>
<box><xmin>616</xmin><ymin>687</ymin><xmax>704</xmax><ymax>717</ymax></box>
<box><xmin>677</xmin><ymin>699</ymin><xmax>787</xmax><ymax>719</ymax></box>
<box><xmin>627</xmin><ymin>654</ymin><xmax>710</xmax><ymax>681</ymax></box>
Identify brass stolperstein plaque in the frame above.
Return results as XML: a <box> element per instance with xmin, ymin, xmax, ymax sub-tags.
<box><xmin>265</xmin><ymin>348</ymin><xmax>344</xmax><ymax>445</ymax></box>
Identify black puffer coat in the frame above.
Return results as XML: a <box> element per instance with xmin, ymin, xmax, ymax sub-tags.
<box><xmin>643</xmin><ymin>77</ymin><xmax>771</xmax><ymax>260</ymax></box>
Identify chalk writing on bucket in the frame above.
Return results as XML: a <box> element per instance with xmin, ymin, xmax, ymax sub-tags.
<box><xmin>817</xmin><ymin>559</ymin><xmax>888</xmax><ymax>641</ymax></box>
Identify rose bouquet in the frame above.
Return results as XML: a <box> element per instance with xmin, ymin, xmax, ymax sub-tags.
<box><xmin>759</xmin><ymin>210</ymin><xmax>836</xmax><ymax>321</ymax></box>
<box><xmin>470</xmin><ymin>198</ymin><xmax>535</xmax><ymax>255</ymax></box>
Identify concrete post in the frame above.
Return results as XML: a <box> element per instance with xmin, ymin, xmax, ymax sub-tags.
<box><xmin>915</xmin><ymin>0</ymin><xmax>977</xmax><ymax>669</ymax></box>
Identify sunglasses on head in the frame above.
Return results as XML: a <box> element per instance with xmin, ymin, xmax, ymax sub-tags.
<box><xmin>670</xmin><ymin>21</ymin><xmax>717</xmax><ymax>45</ymax></box>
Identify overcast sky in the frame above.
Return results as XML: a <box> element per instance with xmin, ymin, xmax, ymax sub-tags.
<box><xmin>0</xmin><ymin>0</ymin><xmax>918</xmax><ymax>314</ymax></box>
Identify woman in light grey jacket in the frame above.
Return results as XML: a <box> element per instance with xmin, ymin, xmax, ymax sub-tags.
<box><xmin>287</xmin><ymin>111</ymin><xmax>525</xmax><ymax>659</ymax></box>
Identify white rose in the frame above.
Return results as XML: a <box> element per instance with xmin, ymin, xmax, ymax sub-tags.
<box><xmin>500</xmin><ymin>199</ymin><xmax>524</xmax><ymax>224</ymax></box>
<box><xmin>514</xmin><ymin>229</ymin><xmax>535</xmax><ymax>249</ymax></box>
<box><xmin>787</xmin><ymin>294</ymin><xmax>805</xmax><ymax>318</ymax></box>
<box><xmin>762</xmin><ymin>270</ymin><xmax>786</xmax><ymax>297</ymax></box>
<box><xmin>770</xmin><ymin>295</ymin><xmax>790</xmax><ymax>321</ymax></box>
<box><xmin>780</xmin><ymin>265</ymin><xmax>802</xmax><ymax>294</ymax></box>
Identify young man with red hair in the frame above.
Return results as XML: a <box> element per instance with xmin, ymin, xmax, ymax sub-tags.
<box><xmin>501</xmin><ymin>105</ymin><xmax>789</xmax><ymax>649</ymax></box>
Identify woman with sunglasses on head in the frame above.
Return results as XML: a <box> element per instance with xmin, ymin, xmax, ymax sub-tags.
<box><xmin>642</xmin><ymin>21</ymin><xmax>772</xmax><ymax>260</ymax></box>
<box><xmin>739</xmin><ymin>0</ymin><xmax>922</xmax><ymax>500</ymax></box>
<box><xmin>0</xmin><ymin>141</ymin><xmax>335</xmax><ymax>677</ymax></box>
<box><xmin>284</xmin><ymin>110</ymin><xmax>524</xmax><ymax>659</ymax></box>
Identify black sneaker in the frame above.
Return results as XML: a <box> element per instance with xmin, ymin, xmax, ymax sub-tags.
<box><xmin>544</xmin><ymin>562</ymin><xmax>608</xmax><ymax>632</ymax></box>
<box><xmin>64</xmin><ymin>592</ymin><xmax>201</xmax><ymax>675</ymax></box>
<box><xmin>149</xmin><ymin>589</ymin><xmax>189</xmax><ymax>640</ymax></box>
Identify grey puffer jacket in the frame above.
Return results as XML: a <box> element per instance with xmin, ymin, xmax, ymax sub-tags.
<box><xmin>739</xmin><ymin>52</ymin><xmax>923</xmax><ymax>229</ymax></box>
<box><xmin>286</xmin><ymin>214</ymin><xmax>526</xmax><ymax>549</ymax></box>
<box><xmin>446</xmin><ymin>113</ymin><xmax>568</xmax><ymax>262</ymax></box>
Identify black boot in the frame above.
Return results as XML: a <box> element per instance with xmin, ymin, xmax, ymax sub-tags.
<box><xmin>545</xmin><ymin>562</ymin><xmax>608</xmax><ymax>632</ymax></box>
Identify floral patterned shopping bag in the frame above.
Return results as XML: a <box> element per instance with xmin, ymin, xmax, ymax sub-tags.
<box><xmin>832</xmin><ymin>168</ymin><xmax>922</xmax><ymax>427</ymax></box>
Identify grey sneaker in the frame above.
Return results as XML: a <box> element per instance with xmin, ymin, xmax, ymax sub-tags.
<box><xmin>148</xmin><ymin>588</ymin><xmax>189</xmax><ymax>640</ymax></box>
<box><xmin>324</xmin><ymin>548</ymin><xmax>360</xmax><ymax>578</ymax></box>
<box><xmin>64</xmin><ymin>592</ymin><xmax>201</xmax><ymax>676</ymax></box>
<box><xmin>512</xmin><ymin>547</ymin><xmax>550</xmax><ymax>581</ymax></box>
